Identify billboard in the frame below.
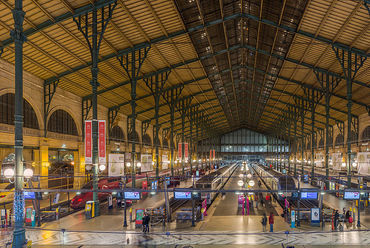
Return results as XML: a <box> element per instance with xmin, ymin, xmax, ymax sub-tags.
<box><xmin>84</xmin><ymin>120</ymin><xmax>92</xmax><ymax>164</ymax></box>
<box><xmin>108</xmin><ymin>154</ymin><xmax>125</xmax><ymax>176</ymax></box>
<box><xmin>357</xmin><ymin>152</ymin><xmax>370</xmax><ymax>176</ymax></box>
<box><xmin>98</xmin><ymin>120</ymin><xmax>106</xmax><ymax>164</ymax></box>
<box><xmin>162</xmin><ymin>154</ymin><xmax>169</xmax><ymax>170</ymax></box>
<box><xmin>141</xmin><ymin>154</ymin><xmax>153</xmax><ymax>172</ymax></box>
<box><xmin>184</xmin><ymin>143</ymin><xmax>188</xmax><ymax>160</ymax></box>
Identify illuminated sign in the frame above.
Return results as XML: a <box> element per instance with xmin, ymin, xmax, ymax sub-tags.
<box><xmin>124</xmin><ymin>192</ymin><xmax>140</xmax><ymax>200</ymax></box>
<box><xmin>174</xmin><ymin>191</ymin><xmax>192</xmax><ymax>199</ymax></box>
<box><xmin>343</xmin><ymin>191</ymin><xmax>360</xmax><ymax>200</ymax></box>
<box><xmin>300</xmin><ymin>192</ymin><xmax>318</xmax><ymax>200</ymax></box>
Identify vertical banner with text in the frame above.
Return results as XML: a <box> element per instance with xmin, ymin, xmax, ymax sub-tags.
<box><xmin>98</xmin><ymin>120</ymin><xmax>106</xmax><ymax>164</ymax></box>
<box><xmin>210</xmin><ymin>150</ymin><xmax>212</xmax><ymax>161</ymax></box>
<box><xmin>178</xmin><ymin>143</ymin><xmax>182</xmax><ymax>160</ymax></box>
<box><xmin>213</xmin><ymin>149</ymin><xmax>215</xmax><ymax>160</ymax></box>
<box><xmin>84</xmin><ymin>120</ymin><xmax>92</xmax><ymax>164</ymax></box>
<box><xmin>184</xmin><ymin>143</ymin><xmax>188</xmax><ymax>161</ymax></box>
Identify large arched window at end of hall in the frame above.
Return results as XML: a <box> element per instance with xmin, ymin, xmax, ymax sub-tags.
<box><xmin>47</xmin><ymin>109</ymin><xmax>78</xmax><ymax>136</ymax></box>
<box><xmin>128</xmin><ymin>131</ymin><xmax>140</xmax><ymax>144</ymax></box>
<box><xmin>142</xmin><ymin>134</ymin><xmax>152</xmax><ymax>146</ymax></box>
<box><xmin>361</xmin><ymin>126</ymin><xmax>370</xmax><ymax>142</ymax></box>
<box><xmin>0</xmin><ymin>93</ymin><xmax>39</xmax><ymax>129</ymax></box>
<box><xmin>109</xmin><ymin>125</ymin><xmax>125</xmax><ymax>142</ymax></box>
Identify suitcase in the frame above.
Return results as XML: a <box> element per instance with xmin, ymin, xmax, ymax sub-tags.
<box><xmin>349</xmin><ymin>217</ymin><xmax>353</xmax><ymax>223</ymax></box>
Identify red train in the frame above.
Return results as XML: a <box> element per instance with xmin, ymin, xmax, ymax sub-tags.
<box><xmin>70</xmin><ymin>168</ymin><xmax>185</xmax><ymax>209</ymax></box>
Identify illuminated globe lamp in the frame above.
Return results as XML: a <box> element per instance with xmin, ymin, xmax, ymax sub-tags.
<box><xmin>99</xmin><ymin>164</ymin><xmax>106</xmax><ymax>171</ymax></box>
<box><xmin>247</xmin><ymin>173</ymin><xmax>252</xmax><ymax>179</ymax></box>
<box><xmin>4</xmin><ymin>168</ymin><xmax>15</xmax><ymax>179</ymax></box>
<box><xmin>248</xmin><ymin>180</ymin><xmax>255</xmax><ymax>187</ymax></box>
<box><xmin>137</xmin><ymin>162</ymin><xmax>142</xmax><ymax>168</ymax></box>
<box><xmin>237</xmin><ymin>180</ymin><xmax>244</xmax><ymax>187</ymax></box>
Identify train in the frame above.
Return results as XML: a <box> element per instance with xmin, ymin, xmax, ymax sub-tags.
<box><xmin>195</xmin><ymin>162</ymin><xmax>238</xmax><ymax>201</ymax></box>
<box><xmin>70</xmin><ymin>166</ymin><xmax>191</xmax><ymax>209</ymax></box>
<box><xmin>252</xmin><ymin>164</ymin><xmax>297</xmax><ymax>199</ymax></box>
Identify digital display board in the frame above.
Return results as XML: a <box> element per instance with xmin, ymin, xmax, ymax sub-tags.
<box><xmin>343</xmin><ymin>191</ymin><xmax>360</xmax><ymax>200</ymax></box>
<box><xmin>124</xmin><ymin>192</ymin><xmax>140</xmax><ymax>200</ymax></box>
<box><xmin>300</xmin><ymin>192</ymin><xmax>318</xmax><ymax>200</ymax></box>
<box><xmin>24</xmin><ymin>191</ymin><xmax>36</xmax><ymax>200</ymax></box>
<box><xmin>165</xmin><ymin>177</ymin><xmax>170</xmax><ymax>186</ymax></box>
<box><xmin>174</xmin><ymin>191</ymin><xmax>192</xmax><ymax>199</ymax></box>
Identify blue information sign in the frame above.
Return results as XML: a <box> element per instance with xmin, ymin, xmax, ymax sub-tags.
<box><xmin>124</xmin><ymin>192</ymin><xmax>140</xmax><ymax>200</ymax></box>
<box><xmin>174</xmin><ymin>191</ymin><xmax>192</xmax><ymax>199</ymax></box>
<box><xmin>24</xmin><ymin>191</ymin><xmax>35</xmax><ymax>200</ymax></box>
<box><xmin>151</xmin><ymin>180</ymin><xmax>158</xmax><ymax>190</ymax></box>
<box><xmin>165</xmin><ymin>177</ymin><xmax>170</xmax><ymax>186</ymax></box>
<box><xmin>303</xmin><ymin>175</ymin><xmax>309</xmax><ymax>183</ymax></box>
<box><xmin>343</xmin><ymin>191</ymin><xmax>360</xmax><ymax>200</ymax></box>
<box><xmin>300</xmin><ymin>192</ymin><xmax>318</xmax><ymax>200</ymax></box>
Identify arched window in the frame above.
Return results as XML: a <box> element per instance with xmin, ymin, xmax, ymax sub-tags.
<box><xmin>0</xmin><ymin>93</ymin><xmax>39</xmax><ymax>129</ymax></box>
<box><xmin>361</xmin><ymin>126</ymin><xmax>370</xmax><ymax>142</ymax></box>
<box><xmin>109</xmin><ymin>126</ymin><xmax>125</xmax><ymax>142</ymax></box>
<box><xmin>335</xmin><ymin>134</ymin><xmax>344</xmax><ymax>146</ymax></box>
<box><xmin>128</xmin><ymin>131</ymin><xmax>139</xmax><ymax>143</ymax></box>
<box><xmin>351</xmin><ymin>132</ymin><xmax>358</xmax><ymax>143</ymax></box>
<box><xmin>47</xmin><ymin>110</ymin><xmax>78</xmax><ymax>136</ymax></box>
<box><xmin>142</xmin><ymin>134</ymin><xmax>152</xmax><ymax>146</ymax></box>
<box><xmin>327</xmin><ymin>135</ymin><xmax>333</xmax><ymax>147</ymax></box>
<box><xmin>163</xmin><ymin>137</ymin><xmax>169</xmax><ymax>148</ymax></box>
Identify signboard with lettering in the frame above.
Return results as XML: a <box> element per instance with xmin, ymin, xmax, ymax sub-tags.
<box><xmin>174</xmin><ymin>191</ymin><xmax>192</xmax><ymax>199</ymax></box>
<box><xmin>178</xmin><ymin>143</ymin><xmax>182</xmax><ymax>160</ymax></box>
<box><xmin>300</xmin><ymin>191</ymin><xmax>318</xmax><ymax>200</ymax></box>
<box><xmin>343</xmin><ymin>191</ymin><xmax>360</xmax><ymax>200</ymax></box>
<box><xmin>184</xmin><ymin>143</ymin><xmax>188</xmax><ymax>160</ymax></box>
<box><xmin>124</xmin><ymin>192</ymin><xmax>140</xmax><ymax>200</ymax></box>
<box><xmin>84</xmin><ymin>120</ymin><xmax>92</xmax><ymax>164</ymax></box>
<box><xmin>98</xmin><ymin>120</ymin><xmax>106</xmax><ymax>164</ymax></box>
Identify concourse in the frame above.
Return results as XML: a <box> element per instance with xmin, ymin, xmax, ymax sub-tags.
<box><xmin>0</xmin><ymin>0</ymin><xmax>369</xmax><ymax>247</ymax></box>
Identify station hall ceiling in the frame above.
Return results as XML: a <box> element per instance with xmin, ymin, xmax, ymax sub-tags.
<box><xmin>0</xmin><ymin>0</ymin><xmax>369</xmax><ymax>140</ymax></box>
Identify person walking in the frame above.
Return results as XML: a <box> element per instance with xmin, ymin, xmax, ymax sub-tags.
<box><xmin>269</xmin><ymin>212</ymin><xmax>274</xmax><ymax>232</ymax></box>
<box><xmin>261</xmin><ymin>213</ymin><xmax>267</xmax><ymax>232</ymax></box>
<box><xmin>142</xmin><ymin>213</ymin><xmax>150</xmax><ymax>233</ymax></box>
<box><xmin>334</xmin><ymin>210</ymin><xmax>339</xmax><ymax>230</ymax></box>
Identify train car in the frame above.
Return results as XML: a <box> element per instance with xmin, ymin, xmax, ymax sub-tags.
<box><xmin>253</xmin><ymin>164</ymin><xmax>297</xmax><ymax>199</ymax></box>
<box><xmin>195</xmin><ymin>163</ymin><xmax>237</xmax><ymax>201</ymax></box>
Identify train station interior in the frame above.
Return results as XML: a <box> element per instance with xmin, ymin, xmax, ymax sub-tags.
<box><xmin>0</xmin><ymin>0</ymin><xmax>369</xmax><ymax>247</ymax></box>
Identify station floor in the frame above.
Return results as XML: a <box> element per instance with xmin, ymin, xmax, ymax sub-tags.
<box><xmin>1</xmin><ymin>165</ymin><xmax>370</xmax><ymax>247</ymax></box>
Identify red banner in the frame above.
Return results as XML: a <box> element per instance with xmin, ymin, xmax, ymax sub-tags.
<box><xmin>213</xmin><ymin>149</ymin><xmax>215</xmax><ymax>160</ymax></box>
<box><xmin>84</xmin><ymin>120</ymin><xmax>92</xmax><ymax>164</ymax></box>
<box><xmin>184</xmin><ymin>143</ymin><xmax>188</xmax><ymax>160</ymax></box>
<box><xmin>178</xmin><ymin>143</ymin><xmax>182</xmax><ymax>160</ymax></box>
<box><xmin>98</xmin><ymin>120</ymin><xmax>106</xmax><ymax>164</ymax></box>
<box><xmin>210</xmin><ymin>150</ymin><xmax>212</xmax><ymax>161</ymax></box>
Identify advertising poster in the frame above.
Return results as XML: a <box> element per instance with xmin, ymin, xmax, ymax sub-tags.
<box><xmin>84</xmin><ymin>120</ymin><xmax>92</xmax><ymax>164</ymax></box>
<box><xmin>141</xmin><ymin>154</ymin><xmax>153</xmax><ymax>172</ymax></box>
<box><xmin>108</xmin><ymin>154</ymin><xmax>125</xmax><ymax>176</ymax></box>
<box><xmin>311</xmin><ymin>208</ymin><xmax>320</xmax><ymax>222</ymax></box>
<box><xmin>315</xmin><ymin>152</ymin><xmax>324</xmax><ymax>168</ymax></box>
<box><xmin>178</xmin><ymin>143</ymin><xmax>182</xmax><ymax>160</ymax></box>
<box><xmin>332</xmin><ymin>153</ymin><xmax>342</xmax><ymax>171</ymax></box>
<box><xmin>357</xmin><ymin>152</ymin><xmax>370</xmax><ymax>176</ymax></box>
<box><xmin>162</xmin><ymin>154</ymin><xmax>169</xmax><ymax>170</ymax></box>
<box><xmin>98</xmin><ymin>120</ymin><xmax>106</xmax><ymax>164</ymax></box>
<box><xmin>125</xmin><ymin>152</ymin><xmax>131</xmax><ymax>161</ymax></box>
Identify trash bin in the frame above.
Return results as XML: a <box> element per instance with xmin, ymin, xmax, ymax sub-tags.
<box><xmin>85</xmin><ymin>201</ymin><xmax>95</xmax><ymax>219</ymax></box>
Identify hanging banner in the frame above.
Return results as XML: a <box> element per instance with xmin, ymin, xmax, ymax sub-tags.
<box><xmin>84</xmin><ymin>120</ymin><xmax>92</xmax><ymax>164</ymax></box>
<box><xmin>184</xmin><ymin>143</ymin><xmax>189</xmax><ymax>160</ymax></box>
<box><xmin>162</xmin><ymin>154</ymin><xmax>169</xmax><ymax>170</ymax></box>
<box><xmin>178</xmin><ymin>143</ymin><xmax>182</xmax><ymax>160</ymax></box>
<box><xmin>357</xmin><ymin>152</ymin><xmax>370</xmax><ymax>176</ymax></box>
<box><xmin>141</xmin><ymin>154</ymin><xmax>153</xmax><ymax>172</ymax></box>
<box><xmin>332</xmin><ymin>153</ymin><xmax>342</xmax><ymax>171</ymax></box>
<box><xmin>209</xmin><ymin>150</ymin><xmax>212</xmax><ymax>161</ymax></box>
<box><xmin>108</xmin><ymin>154</ymin><xmax>125</xmax><ymax>176</ymax></box>
<box><xmin>98</xmin><ymin>120</ymin><xmax>106</xmax><ymax>164</ymax></box>
<box><xmin>213</xmin><ymin>149</ymin><xmax>216</xmax><ymax>160</ymax></box>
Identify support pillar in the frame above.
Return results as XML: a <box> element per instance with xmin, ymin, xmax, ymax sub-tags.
<box><xmin>12</xmin><ymin>0</ymin><xmax>26</xmax><ymax>246</ymax></box>
<box><xmin>39</xmin><ymin>145</ymin><xmax>49</xmax><ymax>189</ymax></box>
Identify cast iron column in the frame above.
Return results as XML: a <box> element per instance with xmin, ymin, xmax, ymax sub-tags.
<box><xmin>12</xmin><ymin>0</ymin><xmax>26</xmax><ymax>246</ymax></box>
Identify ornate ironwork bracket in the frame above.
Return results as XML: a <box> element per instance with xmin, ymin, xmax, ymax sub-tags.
<box><xmin>127</xmin><ymin>117</ymin><xmax>134</xmax><ymax>140</ymax></box>
<box><xmin>108</xmin><ymin>108</ymin><xmax>119</xmax><ymax>133</ymax></box>
<box><xmin>336</xmin><ymin>121</ymin><xmax>344</xmax><ymax>137</ymax></box>
<box><xmin>117</xmin><ymin>47</ymin><xmax>151</xmax><ymax>80</ymax></box>
<box><xmin>332</xmin><ymin>47</ymin><xmax>367</xmax><ymax>81</ymax></box>
<box><xmin>43</xmin><ymin>79</ymin><xmax>59</xmax><ymax>137</ymax></box>
<box><xmin>141</xmin><ymin>120</ymin><xmax>150</xmax><ymax>139</ymax></box>
<box><xmin>351</xmin><ymin>114</ymin><xmax>359</xmax><ymax>144</ymax></box>
<box><xmin>162</xmin><ymin>127</ymin><xmax>170</xmax><ymax>140</ymax></box>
